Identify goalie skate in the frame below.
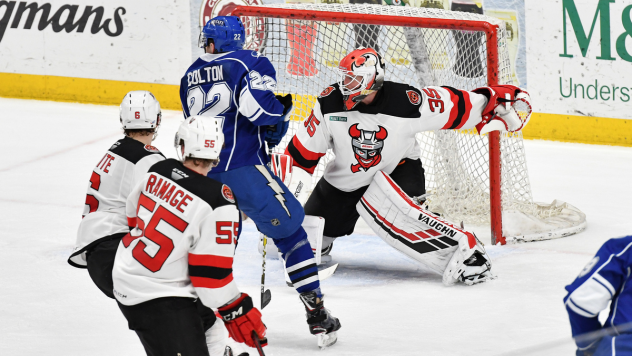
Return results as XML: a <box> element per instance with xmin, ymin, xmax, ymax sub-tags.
<box><xmin>444</xmin><ymin>236</ymin><xmax>496</xmax><ymax>286</ymax></box>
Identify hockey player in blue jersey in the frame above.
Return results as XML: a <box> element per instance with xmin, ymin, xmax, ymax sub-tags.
<box><xmin>180</xmin><ymin>16</ymin><xmax>341</xmax><ymax>345</ymax></box>
<box><xmin>564</xmin><ymin>235</ymin><xmax>632</xmax><ymax>356</ymax></box>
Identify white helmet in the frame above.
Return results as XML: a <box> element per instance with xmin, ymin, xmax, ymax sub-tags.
<box><xmin>175</xmin><ymin>116</ymin><xmax>224</xmax><ymax>161</ymax></box>
<box><xmin>119</xmin><ymin>91</ymin><xmax>161</xmax><ymax>130</ymax></box>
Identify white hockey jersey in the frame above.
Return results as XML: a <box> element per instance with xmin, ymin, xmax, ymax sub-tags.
<box><xmin>112</xmin><ymin>159</ymin><xmax>241</xmax><ymax>308</ymax></box>
<box><xmin>68</xmin><ymin>137</ymin><xmax>165</xmax><ymax>268</ymax></box>
<box><xmin>285</xmin><ymin>82</ymin><xmax>488</xmax><ymax>192</ymax></box>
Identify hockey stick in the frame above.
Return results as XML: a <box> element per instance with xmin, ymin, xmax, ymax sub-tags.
<box><xmin>258</xmin><ymin>143</ymin><xmax>276</xmax><ymax>311</ymax></box>
<box><xmin>251</xmin><ymin>331</ymin><xmax>267</xmax><ymax>356</ymax></box>
<box><xmin>493</xmin><ymin>321</ymin><xmax>632</xmax><ymax>356</ymax></box>
<box><xmin>260</xmin><ymin>234</ymin><xmax>272</xmax><ymax>310</ymax></box>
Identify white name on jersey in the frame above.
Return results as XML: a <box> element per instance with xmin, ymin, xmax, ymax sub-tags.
<box><xmin>187</xmin><ymin>65</ymin><xmax>224</xmax><ymax>87</ymax></box>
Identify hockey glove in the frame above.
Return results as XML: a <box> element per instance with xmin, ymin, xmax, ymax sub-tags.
<box><xmin>473</xmin><ymin>85</ymin><xmax>532</xmax><ymax>134</ymax></box>
<box><xmin>218</xmin><ymin>293</ymin><xmax>267</xmax><ymax>349</ymax></box>
<box><xmin>270</xmin><ymin>153</ymin><xmax>293</xmax><ymax>187</ymax></box>
<box><xmin>265</xmin><ymin>94</ymin><xmax>294</xmax><ymax>149</ymax></box>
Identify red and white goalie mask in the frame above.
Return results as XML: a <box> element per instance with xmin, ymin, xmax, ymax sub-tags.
<box><xmin>337</xmin><ymin>47</ymin><xmax>385</xmax><ymax>110</ymax></box>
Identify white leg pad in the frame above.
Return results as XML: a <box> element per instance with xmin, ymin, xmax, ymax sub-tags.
<box><xmin>356</xmin><ymin>171</ymin><xmax>494</xmax><ymax>286</ymax></box>
<box><xmin>258</xmin><ymin>215</ymin><xmax>326</xmax><ymax>264</ymax></box>
<box><xmin>303</xmin><ymin>215</ymin><xmax>325</xmax><ymax>264</ymax></box>
<box><xmin>258</xmin><ymin>233</ymin><xmax>279</xmax><ymax>259</ymax></box>
<box><xmin>287</xmin><ymin>166</ymin><xmax>312</xmax><ymax>206</ymax></box>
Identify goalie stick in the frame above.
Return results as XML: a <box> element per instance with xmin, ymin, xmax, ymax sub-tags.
<box><xmin>283</xmin><ymin>263</ymin><xmax>339</xmax><ymax>287</ymax></box>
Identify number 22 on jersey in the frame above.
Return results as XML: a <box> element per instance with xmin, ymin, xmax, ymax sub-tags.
<box><xmin>187</xmin><ymin>82</ymin><xmax>233</xmax><ymax>128</ymax></box>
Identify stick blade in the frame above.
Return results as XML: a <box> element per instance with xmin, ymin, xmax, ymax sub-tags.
<box><xmin>261</xmin><ymin>289</ymin><xmax>272</xmax><ymax>309</ymax></box>
<box><xmin>318</xmin><ymin>263</ymin><xmax>339</xmax><ymax>281</ymax></box>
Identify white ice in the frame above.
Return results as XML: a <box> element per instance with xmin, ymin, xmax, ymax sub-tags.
<box><xmin>1</xmin><ymin>98</ymin><xmax>631</xmax><ymax>356</ymax></box>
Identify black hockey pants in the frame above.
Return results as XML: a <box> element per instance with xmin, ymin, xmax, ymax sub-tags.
<box><xmin>304</xmin><ymin>158</ymin><xmax>425</xmax><ymax>238</ymax></box>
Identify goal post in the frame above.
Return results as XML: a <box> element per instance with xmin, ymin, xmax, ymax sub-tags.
<box><xmin>228</xmin><ymin>3</ymin><xmax>586</xmax><ymax>245</ymax></box>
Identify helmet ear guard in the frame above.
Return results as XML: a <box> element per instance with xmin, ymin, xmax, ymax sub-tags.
<box><xmin>199</xmin><ymin>16</ymin><xmax>245</xmax><ymax>52</ymax></box>
<box><xmin>175</xmin><ymin>116</ymin><xmax>224</xmax><ymax>163</ymax></box>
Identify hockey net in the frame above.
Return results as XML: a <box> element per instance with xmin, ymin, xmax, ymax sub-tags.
<box><xmin>231</xmin><ymin>3</ymin><xmax>586</xmax><ymax>244</ymax></box>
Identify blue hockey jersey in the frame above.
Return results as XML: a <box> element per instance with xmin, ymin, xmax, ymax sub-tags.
<box><xmin>180</xmin><ymin>51</ymin><xmax>285</xmax><ymax>171</ymax></box>
<box><xmin>564</xmin><ymin>235</ymin><xmax>632</xmax><ymax>351</ymax></box>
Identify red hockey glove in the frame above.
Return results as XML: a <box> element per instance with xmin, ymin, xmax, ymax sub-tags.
<box><xmin>473</xmin><ymin>84</ymin><xmax>532</xmax><ymax>134</ymax></box>
<box><xmin>218</xmin><ymin>293</ymin><xmax>267</xmax><ymax>349</ymax></box>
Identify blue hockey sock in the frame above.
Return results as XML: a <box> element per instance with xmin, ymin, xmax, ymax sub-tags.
<box><xmin>274</xmin><ymin>228</ymin><xmax>321</xmax><ymax>297</ymax></box>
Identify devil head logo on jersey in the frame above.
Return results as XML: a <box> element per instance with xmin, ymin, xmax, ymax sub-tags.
<box><xmin>349</xmin><ymin>124</ymin><xmax>388</xmax><ymax>173</ymax></box>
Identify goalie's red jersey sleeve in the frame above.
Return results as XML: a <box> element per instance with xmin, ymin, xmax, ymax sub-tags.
<box><xmin>284</xmin><ymin>100</ymin><xmax>330</xmax><ymax>174</ymax></box>
<box><xmin>413</xmin><ymin>86</ymin><xmax>488</xmax><ymax>132</ymax></box>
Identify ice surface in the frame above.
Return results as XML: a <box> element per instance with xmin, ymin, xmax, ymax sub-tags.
<box><xmin>1</xmin><ymin>98</ymin><xmax>631</xmax><ymax>355</ymax></box>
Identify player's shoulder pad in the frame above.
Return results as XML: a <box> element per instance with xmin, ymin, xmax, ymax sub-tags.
<box><xmin>317</xmin><ymin>83</ymin><xmax>344</xmax><ymax>115</ymax></box>
<box><xmin>149</xmin><ymin>159</ymin><xmax>238</xmax><ymax>210</ymax></box>
<box><xmin>110</xmin><ymin>137</ymin><xmax>165</xmax><ymax>164</ymax></box>
<box><xmin>599</xmin><ymin>235</ymin><xmax>632</xmax><ymax>263</ymax></box>
<box><xmin>241</xmin><ymin>50</ymin><xmax>276</xmax><ymax>75</ymax></box>
<box><xmin>378</xmin><ymin>81</ymin><xmax>422</xmax><ymax>118</ymax></box>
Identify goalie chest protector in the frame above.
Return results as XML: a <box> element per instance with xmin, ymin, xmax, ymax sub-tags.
<box><xmin>308</xmin><ymin>81</ymin><xmax>424</xmax><ymax>192</ymax></box>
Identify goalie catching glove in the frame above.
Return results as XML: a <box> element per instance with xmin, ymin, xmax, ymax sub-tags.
<box><xmin>265</xmin><ymin>94</ymin><xmax>294</xmax><ymax>148</ymax></box>
<box><xmin>474</xmin><ymin>84</ymin><xmax>532</xmax><ymax>135</ymax></box>
<box><xmin>356</xmin><ymin>171</ymin><xmax>495</xmax><ymax>286</ymax></box>
<box><xmin>218</xmin><ymin>293</ymin><xmax>267</xmax><ymax>349</ymax></box>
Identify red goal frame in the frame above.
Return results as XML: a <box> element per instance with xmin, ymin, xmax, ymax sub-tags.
<box><xmin>229</xmin><ymin>5</ymin><xmax>506</xmax><ymax>245</ymax></box>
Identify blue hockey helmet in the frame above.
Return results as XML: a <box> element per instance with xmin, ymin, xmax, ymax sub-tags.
<box><xmin>199</xmin><ymin>16</ymin><xmax>245</xmax><ymax>52</ymax></box>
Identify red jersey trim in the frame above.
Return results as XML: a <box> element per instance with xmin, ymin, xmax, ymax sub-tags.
<box><xmin>191</xmin><ymin>274</ymin><xmax>234</xmax><ymax>289</ymax></box>
<box><xmin>456</xmin><ymin>90</ymin><xmax>473</xmax><ymax>130</ymax></box>
<box><xmin>189</xmin><ymin>254</ymin><xmax>233</xmax><ymax>269</ymax></box>
<box><xmin>380</xmin><ymin>172</ymin><xmax>476</xmax><ymax>248</ymax></box>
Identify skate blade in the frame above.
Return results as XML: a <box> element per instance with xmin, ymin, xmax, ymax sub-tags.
<box><xmin>317</xmin><ymin>331</ymin><xmax>338</xmax><ymax>349</ymax></box>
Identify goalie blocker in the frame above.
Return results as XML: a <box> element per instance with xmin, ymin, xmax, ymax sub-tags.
<box><xmin>357</xmin><ymin>171</ymin><xmax>495</xmax><ymax>285</ymax></box>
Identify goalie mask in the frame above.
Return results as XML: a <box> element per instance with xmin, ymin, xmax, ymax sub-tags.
<box><xmin>119</xmin><ymin>90</ymin><xmax>162</xmax><ymax>136</ymax></box>
<box><xmin>337</xmin><ymin>47</ymin><xmax>385</xmax><ymax>111</ymax></box>
<box><xmin>174</xmin><ymin>116</ymin><xmax>224</xmax><ymax>163</ymax></box>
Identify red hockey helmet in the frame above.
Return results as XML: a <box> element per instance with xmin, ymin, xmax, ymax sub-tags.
<box><xmin>337</xmin><ymin>47</ymin><xmax>385</xmax><ymax>110</ymax></box>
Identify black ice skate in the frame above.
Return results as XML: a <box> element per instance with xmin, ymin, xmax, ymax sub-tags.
<box><xmin>299</xmin><ymin>291</ymin><xmax>341</xmax><ymax>349</ymax></box>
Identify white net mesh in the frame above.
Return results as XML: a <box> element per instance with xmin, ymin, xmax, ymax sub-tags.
<box><xmin>237</xmin><ymin>3</ymin><xmax>586</xmax><ymax>241</ymax></box>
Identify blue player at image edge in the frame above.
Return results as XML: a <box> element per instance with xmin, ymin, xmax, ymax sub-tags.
<box><xmin>179</xmin><ymin>15</ymin><xmax>341</xmax><ymax>341</ymax></box>
<box><xmin>564</xmin><ymin>235</ymin><xmax>632</xmax><ymax>356</ymax></box>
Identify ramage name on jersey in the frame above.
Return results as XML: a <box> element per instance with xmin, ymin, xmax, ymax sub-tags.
<box><xmin>186</xmin><ymin>65</ymin><xmax>224</xmax><ymax>87</ymax></box>
<box><xmin>144</xmin><ymin>174</ymin><xmax>194</xmax><ymax>214</ymax></box>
